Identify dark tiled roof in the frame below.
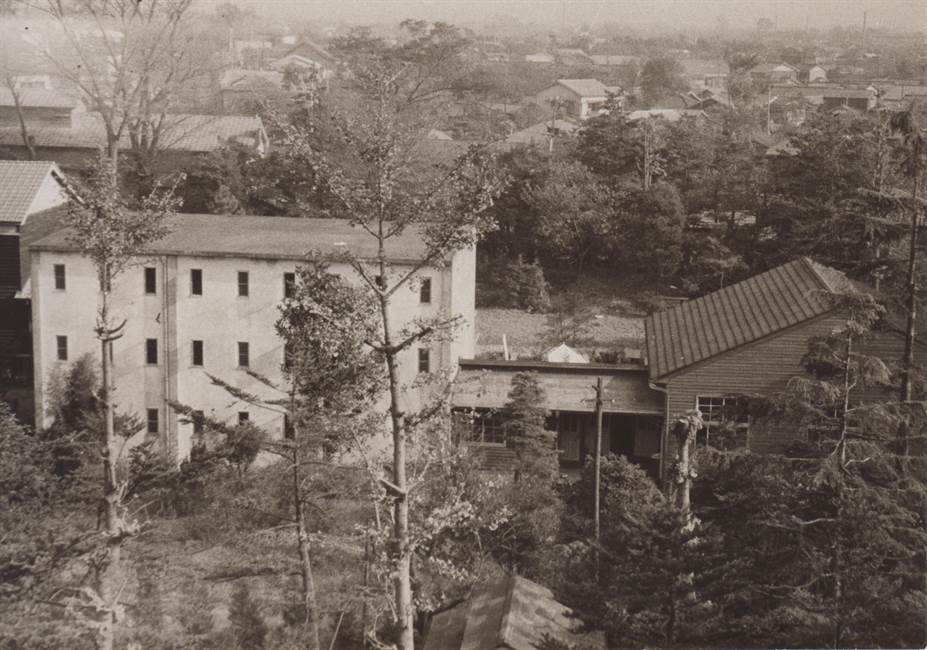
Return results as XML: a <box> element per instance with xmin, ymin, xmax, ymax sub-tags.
<box><xmin>646</xmin><ymin>257</ymin><xmax>857</xmax><ymax>379</ymax></box>
<box><xmin>0</xmin><ymin>161</ymin><xmax>58</xmax><ymax>224</ymax></box>
<box><xmin>424</xmin><ymin>575</ymin><xmax>600</xmax><ymax>650</ymax></box>
<box><xmin>29</xmin><ymin>213</ymin><xmax>431</xmax><ymax>263</ymax></box>
<box><xmin>0</xmin><ymin>112</ymin><xmax>266</xmax><ymax>153</ymax></box>
<box><xmin>453</xmin><ymin>359</ymin><xmax>663</xmax><ymax>415</ymax></box>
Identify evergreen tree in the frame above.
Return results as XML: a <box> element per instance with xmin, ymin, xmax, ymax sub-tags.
<box><xmin>229</xmin><ymin>581</ymin><xmax>268</xmax><ymax>650</ymax></box>
<box><xmin>503</xmin><ymin>372</ymin><xmax>558</xmax><ymax>483</ymax></box>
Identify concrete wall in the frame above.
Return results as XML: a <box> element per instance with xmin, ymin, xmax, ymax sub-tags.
<box><xmin>31</xmin><ymin>250</ymin><xmax>472</xmax><ymax>458</ymax></box>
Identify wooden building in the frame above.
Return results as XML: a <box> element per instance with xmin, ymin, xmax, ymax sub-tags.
<box><xmin>645</xmin><ymin>257</ymin><xmax>920</xmax><ymax>476</ymax></box>
<box><xmin>453</xmin><ymin>359</ymin><xmax>663</xmax><ymax>478</ymax></box>
<box><xmin>0</xmin><ymin>161</ymin><xmax>68</xmax><ymax>424</ymax></box>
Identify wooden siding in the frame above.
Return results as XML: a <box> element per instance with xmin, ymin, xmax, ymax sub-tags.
<box><xmin>659</xmin><ymin>314</ymin><xmax>916</xmax><ymax>468</ymax></box>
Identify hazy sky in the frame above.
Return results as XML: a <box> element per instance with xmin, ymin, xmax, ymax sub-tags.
<box><xmin>252</xmin><ymin>0</ymin><xmax>927</xmax><ymax>32</ymax></box>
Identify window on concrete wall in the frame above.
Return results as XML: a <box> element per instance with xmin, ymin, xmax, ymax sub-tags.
<box><xmin>237</xmin><ymin>271</ymin><xmax>249</xmax><ymax>297</ymax></box>
<box><xmin>53</xmin><ymin>264</ymin><xmax>66</xmax><ymax>290</ymax></box>
<box><xmin>193</xmin><ymin>410</ymin><xmax>204</xmax><ymax>434</ymax></box>
<box><xmin>191</xmin><ymin>268</ymin><xmax>203</xmax><ymax>295</ymax></box>
<box><xmin>238</xmin><ymin>341</ymin><xmax>250</xmax><ymax>368</ymax></box>
<box><xmin>147</xmin><ymin>408</ymin><xmax>159</xmax><ymax>433</ymax></box>
<box><xmin>284</xmin><ymin>272</ymin><xmax>296</xmax><ymax>299</ymax></box>
<box><xmin>238</xmin><ymin>411</ymin><xmax>249</xmax><ymax>424</ymax></box>
<box><xmin>144</xmin><ymin>267</ymin><xmax>157</xmax><ymax>294</ymax></box>
<box><xmin>419</xmin><ymin>277</ymin><xmax>432</xmax><ymax>304</ymax></box>
<box><xmin>56</xmin><ymin>335</ymin><xmax>68</xmax><ymax>361</ymax></box>
<box><xmin>192</xmin><ymin>340</ymin><xmax>204</xmax><ymax>366</ymax></box>
<box><xmin>146</xmin><ymin>338</ymin><xmax>158</xmax><ymax>365</ymax></box>
<box><xmin>417</xmin><ymin>348</ymin><xmax>430</xmax><ymax>374</ymax></box>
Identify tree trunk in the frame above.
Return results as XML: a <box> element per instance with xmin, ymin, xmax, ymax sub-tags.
<box><xmin>899</xmin><ymin>174</ymin><xmax>919</xmax><ymax>456</ymax></box>
<box><xmin>97</xmin><ymin>290</ymin><xmax>120</xmax><ymax>650</ymax></box>
<box><xmin>5</xmin><ymin>79</ymin><xmax>37</xmax><ymax>160</ymax></box>
<box><xmin>294</xmin><ymin>449</ymin><xmax>321</xmax><ymax>650</ymax></box>
<box><xmin>671</xmin><ymin>414</ymin><xmax>698</xmax><ymax>513</ymax></box>
<box><xmin>379</xmin><ymin>294</ymin><xmax>414</xmax><ymax>650</ymax></box>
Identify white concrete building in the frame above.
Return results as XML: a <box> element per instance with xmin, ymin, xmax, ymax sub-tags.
<box><xmin>29</xmin><ymin>213</ymin><xmax>476</xmax><ymax>459</ymax></box>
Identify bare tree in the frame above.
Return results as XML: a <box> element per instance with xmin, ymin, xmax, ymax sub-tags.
<box><xmin>60</xmin><ymin>152</ymin><xmax>175</xmax><ymax>650</ymax></box>
<box><xmin>28</xmin><ymin>0</ymin><xmax>219</xmax><ymax>175</ymax></box>
<box><xmin>277</xmin><ymin>23</ymin><xmax>506</xmax><ymax>649</ymax></box>
<box><xmin>1</xmin><ymin>78</ymin><xmax>37</xmax><ymax>159</ymax></box>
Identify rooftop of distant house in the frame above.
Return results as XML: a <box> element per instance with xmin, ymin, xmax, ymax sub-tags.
<box><xmin>0</xmin><ymin>112</ymin><xmax>267</xmax><ymax>153</ymax></box>
<box><xmin>0</xmin><ymin>87</ymin><xmax>79</xmax><ymax>109</ymax></box>
<box><xmin>627</xmin><ymin>109</ymin><xmax>707</xmax><ymax>122</ymax></box>
<box><xmin>219</xmin><ymin>68</ymin><xmax>285</xmax><ymax>90</ymax></box>
<box><xmin>28</xmin><ymin>212</ymin><xmax>433</xmax><ymax>264</ymax></box>
<box><xmin>553</xmin><ymin>78</ymin><xmax>616</xmax><ymax>97</ymax></box>
<box><xmin>505</xmin><ymin>119</ymin><xmax>579</xmax><ymax>144</ymax></box>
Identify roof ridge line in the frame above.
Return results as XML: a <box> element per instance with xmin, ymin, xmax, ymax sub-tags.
<box><xmin>801</xmin><ymin>256</ymin><xmax>845</xmax><ymax>294</ymax></box>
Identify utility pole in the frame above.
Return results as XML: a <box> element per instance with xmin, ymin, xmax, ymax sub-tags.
<box><xmin>593</xmin><ymin>377</ymin><xmax>603</xmax><ymax>582</ymax></box>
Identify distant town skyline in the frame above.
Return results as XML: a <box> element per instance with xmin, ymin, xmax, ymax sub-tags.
<box><xmin>244</xmin><ymin>0</ymin><xmax>926</xmax><ymax>33</ymax></box>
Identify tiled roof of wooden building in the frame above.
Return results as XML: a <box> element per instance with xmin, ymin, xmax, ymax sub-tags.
<box><xmin>646</xmin><ymin>257</ymin><xmax>856</xmax><ymax>379</ymax></box>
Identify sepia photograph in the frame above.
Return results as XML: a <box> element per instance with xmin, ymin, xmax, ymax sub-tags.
<box><xmin>0</xmin><ymin>0</ymin><xmax>925</xmax><ymax>648</ymax></box>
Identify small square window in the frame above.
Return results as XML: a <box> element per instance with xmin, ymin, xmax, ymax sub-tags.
<box><xmin>238</xmin><ymin>271</ymin><xmax>249</xmax><ymax>297</ymax></box>
<box><xmin>53</xmin><ymin>264</ymin><xmax>66</xmax><ymax>290</ymax></box>
<box><xmin>146</xmin><ymin>408</ymin><xmax>159</xmax><ymax>434</ymax></box>
<box><xmin>56</xmin><ymin>335</ymin><xmax>68</xmax><ymax>361</ymax></box>
<box><xmin>284</xmin><ymin>272</ymin><xmax>296</xmax><ymax>299</ymax></box>
<box><xmin>192</xmin><ymin>340</ymin><xmax>204</xmax><ymax>366</ymax></box>
<box><xmin>145</xmin><ymin>338</ymin><xmax>158</xmax><ymax>365</ymax></box>
<box><xmin>238</xmin><ymin>341</ymin><xmax>250</xmax><ymax>368</ymax></box>
<box><xmin>191</xmin><ymin>269</ymin><xmax>203</xmax><ymax>295</ymax></box>
<box><xmin>192</xmin><ymin>410</ymin><xmax>204</xmax><ymax>434</ymax></box>
<box><xmin>420</xmin><ymin>277</ymin><xmax>432</xmax><ymax>304</ymax></box>
<box><xmin>418</xmin><ymin>348</ymin><xmax>430</xmax><ymax>374</ymax></box>
<box><xmin>238</xmin><ymin>411</ymin><xmax>250</xmax><ymax>425</ymax></box>
<box><xmin>374</xmin><ymin>275</ymin><xmax>386</xmax><ymax>290</ymax></box>
<box><xmin>144</xmin><ymin>267</ymin><xmax>157</xmax><ymax>294</ymax></box>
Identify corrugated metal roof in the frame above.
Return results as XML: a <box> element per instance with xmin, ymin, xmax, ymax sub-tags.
<box><xmin>29</xmin><ymin>212</ymin><xmax>432</xmax><ymax>263</ymax></box>
<box><xmin>0</xmin><ymin>112</ymin><xmax>265</xmax><ymax>153</ymax></box>
<box><xmin>0</xmin><ymin>161</ymin><xmax>58</xmax><ymax>224</ymax></box>
<box><xmin>453</xmin><ymin>359</ymin><xmax>663</xmax><ymax>415</ymax></box>
<box><xmin>646</xmin><ymin>257</ymin><xmax>856</xmax><ymax>379</ymax></box>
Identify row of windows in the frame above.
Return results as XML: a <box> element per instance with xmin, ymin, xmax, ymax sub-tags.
<box><xmin>55</xmin><ymin>335</ymin><xmax>433</xmax><ymax>373</ymax></box>
<box><xmin>54</xmin><ymin>264</ymin><xmax>434</xmax><ymax>304</ymax></box>
<box><xmin>146</xmin><ymin>407</ymin><xmax>252</xmax><ymax>434</ymax></box>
